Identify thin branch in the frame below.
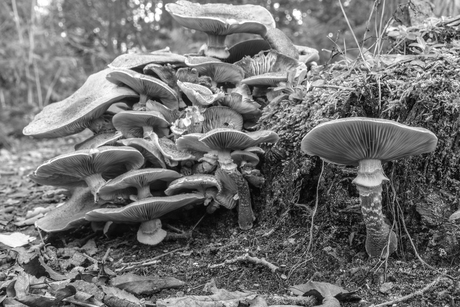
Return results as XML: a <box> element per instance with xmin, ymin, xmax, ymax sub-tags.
<box><xmin>370</xmin><ymin>275</ymin><xmax>449</xmax><ymax>307</ymax></box>
<box><xmin>305</xmin><ymin>160</ymin><xmax>324</xmax><ymax>255</ymax></box>
<box><xmin>208</xmin><ymin>253</ymin><xmax>279</xmax><ymax>273</ymax></box>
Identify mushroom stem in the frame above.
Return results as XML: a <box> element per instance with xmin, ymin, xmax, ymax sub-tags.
<box><xmin>226</xmin><ymin>167</ymin><xmax>254</xmax><ymax>230</ymax></box>
<box><xmin>137</xmin><ymin>185</ymin><xmax>153</xmax><ymax>200</ymax></box>
<box><xmin>84</xmin><ymin>173</ymin><xmax>107</xmax><ymax>196</ymax></box>
<box><xmin>203</xmin><ymin>35</ymin><xmax>230</xmax><ymax>59</ymax></box>
<box><xmin>353</xmin><ymin>159</ymin><xmax>397</xmax><ymax>258</ymax></box>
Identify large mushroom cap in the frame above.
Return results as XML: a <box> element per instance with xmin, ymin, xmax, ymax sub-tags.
<box><xmin>33</xmin><ymin>146</ymin><xmax>145</xmax><ymax>192</ymax></box>
<box><xmin>108</xmin><ymin>52</ymin><xmax>186</xmax><ymax>70</ymax></box>
<box><xmin>23</xmin><ymin>69</ymin><xmax>138</xmax><ymax>138</ymax></box>
<box><xmin>85</xmin><ymin>193</ymin><xmax>206</xmax><ymax>222</ymax></box>
<box><xmin>301</xmin><ymin>117</ymin><xmax>438</xmax><ymax>166</ymax></box>
<box><xmin>165</xmin><ymin>1</ymin><xmax>275</xmax><ymax>36</ymax></box>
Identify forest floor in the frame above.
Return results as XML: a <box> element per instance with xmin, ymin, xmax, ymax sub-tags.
<box><xmin>0</xmin><ymin>134</ymin><xmax>459</xmax><ymax>307</ymax></box>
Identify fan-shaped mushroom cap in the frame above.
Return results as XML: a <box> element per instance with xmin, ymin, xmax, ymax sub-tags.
<box><xmin>165</xmin><ymin>174</ymin><xmax>221</xmax><ymax>196</ymax></box>
<box><xmin>108</xmin><ymin>52</ymin><xmax>186</xmax><ymax>70</ymax></box>
<box><xmin>118</xmin><ymin>138</ymin><xmax>166</xmax><ymax>168</ymax></box>
<box><xmin>33</xmin><ymin>146</ymin><xmax>145</xmax><ymax>194</ymax></box>
<box><xmin>186</xmin><ymin>60</ymin><xmax>245</xmax><ymax>85</ymax></box>
<box><xmin>112</xmin><ymin>110</ymin><xmax>170</xmax><ymax>138</ymax></box>
<box><xmin>107</xmin><ymin>69</ymin><xmax>179</xmax><ymax>109</ymax></box>
<box><xmin>300</xmin><ymin>117</ymin><xmax>438</xmax><ymax>166</ymax></box>
<box><xmin>166</xmin><ymin>1</ymin><xmax>275</xmax><ymax>59</ymax></box>
<box><xmin>35</xmin><ymin>187</ymin><xmax>99</xmax><ymax>232</ymax></box>
<box><xmin>231</xmin><ymin>150</ymin><xmax>260</xmax><ymax>167</ymax></box>
<box><xmin>137</xmin><ymin>219</ymin><xmax>167</xmax><ymax>245</ymax></box>
<box><xmin>75</xmin><ymin>131</ymin><xmax>123</xmax><ymax>150</ymax></box>
<box><xmin>263</xmin><ymin>26</ymin><xmax>299</xmax><ymax>59</ymax></box>
<box><xmin>226</xmin><ymin>39</ymin><xmax>272</xmax><ymax>64</ymax></box>
<box><xmin>202</xmin><ymin>106</ymin><xmax>243</xmax><ymax>132</ymax></box>
<box><xmin>85</xmin><ymin>193</ymin><xmax>206</xmax><ymax>222</ymax></box>
<box><xmin>98</xmin><ymin>168</ymin><xmax>182</xmax><ymax>200</ymax></box>
<box><xmin>199</xmin><ymin>128</ymin><xmax>280</xmax><ymax>151</ymax></box>
<box><xmin>23</xmin><ymin>69</ymin><xmax>138</xmax><ymax>138</ymax></box>
<box><xmin>235</xmin><ymin>50</ymin><xmax>299</xmax><ymax>78</ymax></box>
<box><xmin>149</xmin><ymin>132</ymin><xmax>195</xmax><ymax>167</ymax></box>
<box><xmin>177</xmin><ymin>81</ymin><xmax>225</xmax><ymax>107</ymax></box>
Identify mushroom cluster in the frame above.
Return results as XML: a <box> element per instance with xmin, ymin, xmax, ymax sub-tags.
<box><xmin>24</xmin><ymin>1</ymin><xmax>319</xmax><ymax>244</ymax></box>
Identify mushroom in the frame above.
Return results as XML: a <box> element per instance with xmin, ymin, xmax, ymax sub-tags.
<box><xmin>165</xmin><ymin>174</ymin><xmax>221</xmax><ymax>206</ymax></box>
<box><xmin>118</xmin><ymin>138</ymin><xmax>166</xmax><ymax>168</ymax></box>
<box><xmin>97</xmin><ymin>168</ymin><xmax>182</xmax><ymax>201</ymax></box>
<box><xmin>23</xmin><ymin>69</ymin><xmax>138</xmax><ymax>138</ymax></box>
<box><xmin>137</xmin><ymin>219</ymin><xmax>167</xmax><ymax>245</ymax></box>
<box><xmin>75</xmin><ymin>131</ymin><xmax>123</xmax><ymax>150</ymax></box>
<box><xmin>295</xmin><ymin>45</ymin><xmax>320</xmax><ymax>65</ymax></box>
<box><xmin>220</xmin><ymin>84</ymin><xmax>262</xmax><ymax>129</ymax></box>
<box><xmin>185</xmin><ymin>61</ymin><xmax>245</xmax><ymax>86</ymax></box>
<box><xmin>263</xmin><ymin>26</ymin><xmax>299</xmax><ymax>60</ymax></box>
<box><xmin>112</xmin><ymin>110</ymin><xmax>170</xmax><ymax>139</ymax></box>
<box><xmin>202</xmin><ymin>106</ymin><xmax>243</xmax><ymax>132</ymax></box>
<box><xmin>35</xmin><ymin>187</ymin><xmax>100</xmax><ymax>232</ymax></box>
<box><xmin>235</xmin><ymin>50</ymin><xmax>299</xmax><ymax>78</ymax></box>
<box><xmin>32</xmin><ymin>146</ymin><xmax>145</xmax><ymax>197</ymax></box>
<box><xmin>108</xmin><ymin>51</ymin><xmax>186</xmax><ymax>70</ymax></box>
<box><xmin>177</xmin><ymin>128</ymin><xmax>279</xmax><ymax>230</ymax></box>
<box><xmin>171</xmin><ymin>106</ymin><xmax>205</xmax><ymax>136</ymax></box>
<box><xmin>148</xmin><ymin>132</ymin><xmax>195</xmax><ymax>167</ymax></box>
<box><xmin>301</xmin><ymin>117</ymin><xmax>438</xmax><ymax>257</ymax></box>
<box><xmin>165</xmin><ymin>1</ymin><xmax>275</xmax><ymax>59</ymax></box>
<box><xmin>177</xmin><ymin>81</ymin><xmax>225</xmax><ymax>107</ymax></box>
<box><xmin>225</xmin><ymin>39</ymin><xmax>272</xmax><ymax>64</ymax></box>
<box><xmin>106</xmin><ymin>68</ymin><xmax>179</xmax><ymax>110</ymax></box>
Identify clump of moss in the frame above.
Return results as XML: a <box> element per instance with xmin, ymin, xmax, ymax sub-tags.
<box><xmin>258</xmin><ymin>48</ymin><xmax>460</xmax><ymax>259</ymax></box>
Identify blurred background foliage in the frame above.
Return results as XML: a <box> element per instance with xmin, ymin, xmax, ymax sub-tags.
<box><xmin>0</xmin><ymin>0</ymin><xmax>459</xmax><ymax>139</ymax></box>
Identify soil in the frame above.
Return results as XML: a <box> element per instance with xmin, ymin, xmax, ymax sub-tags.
<box><xmin>0</xmin><ymin>133</ymin><xmax>459</xmax><ymax>307</ymax></box>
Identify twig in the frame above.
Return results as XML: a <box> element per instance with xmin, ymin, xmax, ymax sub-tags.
<box><xmin>114</xmin><ymin>246</ymin><xmax>186</xmax><ymax>272</ymax></box>
<box><xmin>313</xmin><ymin>84</ymin><xmax>355</xmax><ymax>91</ymax></box>
<box><xmin>208</xmin><ymin>253</ymin><xmax>279</xmax><ymax>273</ymax></box>
<box><xmin>370</xmin><ymin>275</ymin><xmax>449</xmax><ymax>307</ymax></box>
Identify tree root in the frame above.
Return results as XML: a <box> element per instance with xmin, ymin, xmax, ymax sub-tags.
<box><xmin>208</xmin><ymin>253</ymin><xmax>279</xmax><ymax>273</ymax></box>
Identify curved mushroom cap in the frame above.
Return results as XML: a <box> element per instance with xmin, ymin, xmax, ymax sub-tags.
<box><xmin>301</xmin><ymin>117</ymin><xmax>438</xmax><ymax>166</ymax></box>
<box><xmin>98</xmin><ymin>168</ymin><xmax>182</xmax><ymax>200</ymax></box>
<box><xmin>118</xmin><ymin>138</ymin><xmax>166</xmax><ymax>168</ymax></box>
<box><xmin>34</xmin><ymin>146</ymin><xmax>145</xmax><ymax>183</ymax></box>
<box><xmin>165</xmin><ymin>1</ymin><xmax>275</xmax><ymax>36</ymax></box>
<box><xmin>143</xmin><ymin>64</ymin><xmax>178</xmax><ymax>89</ymax></box>
<box><xmin>263</xmin><ymin>26</ymin><xmax>299</xmax><ymax>60</ymax></box>
<box><xmin>176</xmin><ymin>133</ymin><xmax>211</xmax><ymax>153</ymax></box>
<box><xmin>149</xmin><ymin>132</ymin><xmax>195</xmax><ymax>166</ymax></box>
<box><xmin>137</xmin><ymin>219</ymin><xmax>167</xmax><ymax>245</ymax></box>
<box><xmin>146</xmin><ymin>100</ymin><xmax>181</xmax><ymax>124</ymax></box>
<box><xmin>165</xmin><ymin>174</ymin><xmax>221</xmax><ymax>195</ymax></box>
<box><xmin>190</xmin><ymin>62</ymin><xmax>245</xmax><ymax>85</ymax></box>
<box><xmin>295</xmin><ymin>45</ymin><xmax>320</xmax><ymax>64</ymax></box>
<box><xmin>177</xmin><ymin>81</ymin><xmax>225</xmax><ymax>107</ymax></box>
<box><xmin>199</xmin><ymin>128</ymin><xmax>280</xmax><ymax>151</ymax></box>
<box><xmin>112</xmin><ymin>110</ymin><xmax>170</xmax><ymax>138</ymax></box>
<box><xmin>214</xmin><ymin>168</ymin><xmax>238</xmax><ymax>209</ymax></box>
<box><xmin>107</xmin><ymin>69</ymin><xmax>179</xmax><ymax>109</ymax></box>
<box><xmin>241</xmin><ymin>72</ymin><xmax>288</xmax><ymax>87</ymax></box>
<box><xmin>231</xmin><ymin>150</ymin><xmax>260</xmax><ymax>167</ymax></box>
<box><xmin>235</xmin><ymin>50</ymin><xmax>299</xmax><ymax>78</ymax></box>
<box><xmin>108</xmin><ymin>52</ymin><xmax>186</xmax><ymax>70</ymax></box>
<box><xmin>23</xmin><ymin>69</ymin><xmax>138</xmax><ymax>138</ymax></box>
<box><xmin>35</xmin><ymin>187</ymin><xmax>99</xmax><ymax>232</ymax></box>
<box><xmin>203</xmin><ymin>106</ymin><xmax>243</xmax><ymax>132</ymax></box>
<box><xmin>85</xmin><ymin>193</ymin><xmax>206</xmax><ymax>222</ymax></box>
<box><xmin>29</xmin><ymin>173</ymin><xmax>87</xmax><ymax>188</ymax></box>
<box><xmin>226</xmin><ymin>39</ymin><xmax>272</xmax><ymax>64</ymax></box>
<box><xmin>75</xmin><ymin>131</ymin><xmax>123</xmax><ymax>150</ymax></box>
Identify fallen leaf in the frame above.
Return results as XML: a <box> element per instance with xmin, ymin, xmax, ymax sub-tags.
<box><xmin>156</xmin><ymin>288</ymin><xmax>257</xmax><ymax>307</ymax></box>
<box><xmin>0</xmin><ymin>233</ymin><xmax>36</xmax><ymax>248</ymax></box>
<box><xmin>111</xmin><ymin>273</ymin><xmax>185</xmax><ymax>295</ymax></box>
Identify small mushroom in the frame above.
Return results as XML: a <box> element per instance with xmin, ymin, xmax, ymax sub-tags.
<box><xmin>177</xmin><ymin>81</ymin><xmax>225</xmax><ymax>107</ymax></box>
<box><xmin>165</xmin><ymin>1</ymin><xmax>275</xmax><ymax>59</ymax></box>
<box><xmin>118</xmin><ymin>137</ymin><xmax>166</xmax><ymax>168</ymax></box>
<box><xmin>235</xmin><ymin>50</ymin><xmax>299</xmax><ymax>78</ymax></box>
<box><xmin>165</xmin><ymin>174</ymin><xmax>221</xmax><ymax>206</ymax></box>
<box><xmin>137</xmin><ymin>219</ymin><xmax>167</xmax><ymax>245</ymax></box>
<box><xmin>106</xmin><ymin>68</ymin><xmax>179</xmax><ymax>110</ymax></box>
<box><xmin>202</xmin><ymin>106</ymin><xmax>243</xmax><ymax>132</ymax></box>
<box><xmin>32</xmin><ymin>146</ymin><xmax>145</xmax><ymax>197</ymax></box>
<box><xmin>301</xmin><ymin>117</ymin><xmax>438</xmax><ymax>257</ymax></box>
<box><xmin>148</xmin><ymin>132</ymin><xmax>195</xmax><ymax>167</ymax></box>
<box><xmin>186</xmin><ymin>61</ymin><xmax>245</xmax><ymax>86</ymax></box>
<box><xmin>112</xmin><ymin>110</ymin><xmax>170</xmax><ymax>139</ymax></box>
<box><xmin>97</xmin><ymin>168</ymin><xmax>182</xmax><ymax>201</ymax></box>
<box><xmin>23</xmin><ymin>69</ymin><xmax>138</xmax><ymax>138</ymax></box>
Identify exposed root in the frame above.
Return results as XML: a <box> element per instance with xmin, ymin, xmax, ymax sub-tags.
<box><xmin>369</xmin><ymin>275</ymin><xmax>451</xmax><ymax>307</ymax></box>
